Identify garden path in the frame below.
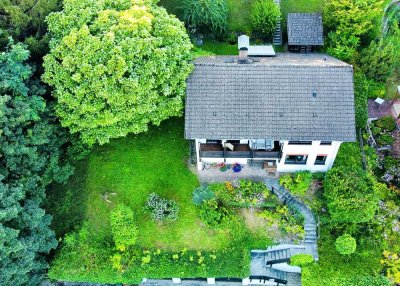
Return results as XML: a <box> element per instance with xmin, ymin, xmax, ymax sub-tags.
<box><xmin>247</xmin><ymin>179</ymin><xmax>319</xmax><ymax>286</ymax></box>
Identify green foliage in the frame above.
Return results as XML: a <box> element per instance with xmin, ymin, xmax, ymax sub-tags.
<box><xmin>43</xmin><ymin>0</ymin><xmax>193</xmax><ymax>146</ymax></box>
<box><xmin>192</xmin><ymin>184</ymin><xmax>214</xmax><ymax>206</ymax></box>
<box><xmin>212</xmin><ymin>180</ymin><xmax>273</xmax><ymax>207</ymax></box>
<box><xmin>250</xmin><ymin>0</ymin><xmax>281</xmax><ymax>40</ymax></box>
<box><xmin>0</xmin><ymin>39</ymin><xmax>72</xmax><ymax>285</ymax></box>
<box><xmin>279</xmin><ymin>171</ymin><xmax>312</xmax><ymax>196</ymax></box>
<box><xmin>302</xmin><ymin>229</ymin><xmax>387</xmax><ymax>286</ymax></box>
<box><xmin>324</xmin><ymin>167</ymin><xmax>379</xmax><ymax>224</ymax></box>
<box><xmin>258</xmin><ymin>205</ymin><xmax>305</xmax><ymax>243</ymax></box>
<box><xmin>182</xmin><ymin>0</ymin><xmax>228</xmax><ymax>35</ymax></box>
<box><xmin>145</xmin><ymin>193</ymin><xmax>179</xmax><ymax>221</ymax></box>
<box><xmin>324</xmin><ymin>0</ymin><xmax>384</xmax><ymax>61</ymax></box>
<box><xmin>0</xmin><ymin>0</ymin><xmax>60</xmax><ymax>58</ymax></box>
<box><xmin>381</xmin><ymin>250</ymin><xmax>400</xmax><ymax>284</ymax></box>
<box><xmin>110</xmin><ymin>204</ymin><xmax>138</xmax><ymax>251</ymax></box>
<box><xmin>200</xmin><ymin>199</ymin><xmax>232</xmax><ymax>227</ymax></box>
<box><xmin>333</xmin><ymin>143</ymin><xmax>363</xmax><ymax>169</ymax></box>
<box><xmin>353</xmin><ymin>72</ymin><xmax>369</xmax><ymax>128</ymax></box>
<box><xmin>374</xmin><ymin>116</ymin><xmax>398</xmax><ymax>133</ymax></box>
<box><xmin>335</xmin><ymin>234</ymin><xmax>357</xmax><ymax>255</ymax></box>
<box><xmin>359</xmin><ymin>39</ymin><xmax>396</xmax><ymax>82</ymax></box>
<box><xmin>290</xmin><ymin>254</ymin><xmax>314</xmax><ymax>266</ymax></box>
<box><xmin>50</xmin><ymin>234</ymin><xmax>251</xmax><ymax>283</ymax></box>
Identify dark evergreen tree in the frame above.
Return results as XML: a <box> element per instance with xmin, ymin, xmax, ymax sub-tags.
<box><xmin>0</xmin><ymin>39</ymin><xmax>73</xmax><ymax>285</ymax></box>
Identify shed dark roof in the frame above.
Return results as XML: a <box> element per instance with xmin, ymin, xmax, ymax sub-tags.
<box><xmin>184</xmin><ymin>54</ymin><xmax>356</xmax><ymax>142</ymax></box>
<box><xmin>287</xmin><ymin>13</ymin><xmax>324</xmax><ymax>46</ymax></box>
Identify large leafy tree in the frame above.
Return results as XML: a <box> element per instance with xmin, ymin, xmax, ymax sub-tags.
<box><xmin>324</xmin><ymin>0</ymin><xmax>384</xmax><ymax>61</ymax></box>
<box><xmin>0</xmin><ymin>0</ymin><xmax>60</xmax><ymax>58</ymax></box>
<box><xmin>182</xmin><ymin>0</ymin><xmax>228</xmax><ymax>35</ymax></box>
<box><xmin>359</xmin><ymin>39</ymin><xmax>396</xmax><ymax>82</ymax></box>
<box><xmin>0</xmin><ymin>40</ymin><xmax>73</xmax><ymax>285</ymax></box>
<box><xmin>43</xmin><ymin>0</ymin><xmax>193</xmax><ymax>145</ymax></box>
<box><xmin>324</xmin><ymin>167</ymin><xmax>379</xmax><ymax>224</ymax></box>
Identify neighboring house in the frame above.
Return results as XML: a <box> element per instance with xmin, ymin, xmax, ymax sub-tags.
<box><xmin>184</xmin><ymin>53</ymin><xmax>356</xmax><ymax>173</ymax></box>
<box><xmin>287</xmin><ymin>13</ymin><xmax>324</xmax><ymax>53</ymax></box>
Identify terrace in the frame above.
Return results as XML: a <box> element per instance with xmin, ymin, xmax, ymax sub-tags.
<box><xmin>199</xmin><ymin>141</ymin><xmax>282</xmax><ymax>160</ymax></box>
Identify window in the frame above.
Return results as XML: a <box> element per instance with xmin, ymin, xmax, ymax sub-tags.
<box><xmin>320</xmin><ymin>141</ymin><xmax>332</xmax><ymax>145</ymax></box>
<box><xmin>315</xmin><ymin>155</ymin><xmax>327</xmax><ymax>165</ymax></box>
<box><xmin>285</xmin><ymin>155</ymin><xmax>308</xmax><ymax>165</ymax></box>
<box><xmin>288</xmin><ymin>141</ymin><xmax>312</xmax><ymax>145</ymax></box>
<box><xmin>206</xmin><ymin>140</ymin><xmax>222</xmax><ymax>144</ymax></box>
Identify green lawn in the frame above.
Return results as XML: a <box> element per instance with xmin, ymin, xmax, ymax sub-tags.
<box><xmin>47</xmin><ymin>118</ymin><xmax>270</xmax><ymax>251</ymax></box>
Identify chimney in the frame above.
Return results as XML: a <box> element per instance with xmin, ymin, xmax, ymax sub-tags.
<box><xmin>239</xmin><ymin>47</ymin><xmax>248</xmax><ymax>61</ymax></box>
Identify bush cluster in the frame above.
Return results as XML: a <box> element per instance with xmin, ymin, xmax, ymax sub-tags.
<box><xmin>182</xmin><ymin>0</ymin><xmax>228</xmax><ymax>35</ymax></box>
<box><xmin>110</xmin><ymin>204</ymin><xmax>138</xmax><ymax>251</ymax></box>
<box><xmin>290</xmin><ymin>254</ymin><xmax>314</xmax><ymax>267</ymax></box>
<box><xmin>250</xmin><ymin>0</ymin><xmax>281</xmax><ymax>40</ymax></box>
<box><xmin>192</xmin><ymin>184</ymin><xmax>215</xmax><ymax>206</ymax></box>
<box><xmin>145</xmin><ymin>193</ymin><xmax>179</xmax><ymax>221</ymax></box>
<box><xmin>200</xmin><ymin>199</ymin><xmax>232</xmax><ymax>227</ymax></box>
<box><xmin>335</xmin><ymin>234</ymin><xmax>357</xmax><ymax>255</ymax></box>
<box><xmin>279</xmin><ymin>171</ymin><xmax>312</xmax><ymax>196</ymax></box>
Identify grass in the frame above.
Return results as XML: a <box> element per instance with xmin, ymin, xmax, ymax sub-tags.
<box><xmin>47</xmin><ymin>118</ymin><xmax>270</xmax><ymax>251</ymax></box>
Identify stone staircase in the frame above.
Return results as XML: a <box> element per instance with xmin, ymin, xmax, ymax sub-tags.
<box><xmin>273</xmin><ymin>0</ymin><xmax>282</xmax><ymax>46</ymax></box>
<box><xmin>248</xmin><ymin>179</ymin><xmax>320</xmax><ymax>286</ymax></box>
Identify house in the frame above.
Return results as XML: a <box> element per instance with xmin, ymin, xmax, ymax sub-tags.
<box><xmin>184</xmin><ymin>53</ymin><xmax>356</xmax><ymax>173</ymax></box>
<box><xmin>287</xmin><ymin>13</ymin><xmax>324</xmax><ymax>53</ymax></box>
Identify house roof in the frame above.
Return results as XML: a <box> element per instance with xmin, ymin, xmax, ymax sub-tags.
<box><xmin>184</xmin><ymin>53</ymin><xmax>356</xmax><ymax>142</ymax></box>
<box><xmin>287</xmin><ymin>13</ymin><xmax>324</xmax><ymax>46</ymax></box>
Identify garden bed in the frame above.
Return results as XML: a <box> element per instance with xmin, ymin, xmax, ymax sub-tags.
<box><xmin>46</xmin><ymin>119</ymin><xmax>276</xmax><ymax>283</ymax></box>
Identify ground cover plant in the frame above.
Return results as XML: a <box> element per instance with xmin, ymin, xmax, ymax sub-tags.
<box><xmin>46</xmin><ymin>119</ymin><xmax>273</xmax><ymax>283</ymax></box>
<box><xmin>198</xmin><ymin>180</ymin><xmax>305</xmax><ymax>243</ymax></box>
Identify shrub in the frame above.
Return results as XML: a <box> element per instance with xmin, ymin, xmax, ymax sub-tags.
<box><xmin>324</xmin><ymin>167</ymin><xmax>379</xmax><ymax>224</ymax></box>
<box><xmin>110</xmin><ymin>204</ymin><xmax>138</xmax><ymax>251</ymax></box>
<box><xmin>374</xmin><ymin>116</ymin><xmax>397</xmax><ymax>133</ymax></box>
<box><xmin>192</xmin><ymin>185</ymin><xmax>215</xmax><ymax>206</ymax></box>
<box><xmin>200</xmin><ymin>199</ymin><xmax>231</xmax><ymax>227</ymax></box>
<box><xmin>250</xmin><ymin>0</ymin><xmax>281</xmax><ymax>40</ymax></box>
<box><xmin>290</xmin><ymin>254</ymin><xmax>314</xmax><ymax>266</ymax></box>
<box><xmin>182</xmin><ymin>0</ymin><xmax>228</xmax><ymax>35</ymax></box>
<box><xmin>381</xmin><ymin>250</ymin><xmax>400</xmax><ymax>284</ymax></box>
<box><xmin>279</xmin><ymin>171</ymin><xmax>312</xmax><ymax>196</ymax></box>
<box><xmin>145</xmin><ymin>193</ymin><xmax>179</xmax><ymax>221</ymax></box>
<box><xmin>359</xmin><ymin>39</ymin><xmax>396</xmax><ymax>82</ymax></box>
<box><xmin>335</xmin><ymin>234</ymin><xmax>357</xmax><ymax>255</ymax></box>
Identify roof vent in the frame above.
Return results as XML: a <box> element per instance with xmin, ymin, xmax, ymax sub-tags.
<box><xmin>313</xmin><ymin>113</ymin><xmax>317</xmax><ymax>117</ymax></box>
<box><xmin>212</xmin><ymin>112</ymin><xmax>216</xmax><ymax>116</ymax></box>
<box><xmin>224</xmin><ymin>57</ymin><xmax>235</xmax><ymax>63</ymax></box>
<box><xmin>312</xmin><ymin>91</ymin><xmax>317</xmax><ymax>97</ymax></box>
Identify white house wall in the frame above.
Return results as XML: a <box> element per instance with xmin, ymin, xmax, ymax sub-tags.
<box><xmin>277</xmin><ymin>141</ymin><xmax>341</xmax><ymax>172</ymax></box>
<box><xmin>195</xmin><ymin>139</ymin><xmax>341</xmax><ymax>172</ymax></box>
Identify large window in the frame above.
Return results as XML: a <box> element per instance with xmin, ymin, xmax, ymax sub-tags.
<box><xmin>285</xmin><ymin>155</ymin><xmax>308</xmax><ymax>165</ymax></box>
<box><xmin>315</xmin><ymin>155</ymin><xmax>327</xmax><ymax>165</ymax></box>
<box><xmin>288</xmin><ymin>141</ymin><xmax>312</xmax><ymax>145</ymax></box>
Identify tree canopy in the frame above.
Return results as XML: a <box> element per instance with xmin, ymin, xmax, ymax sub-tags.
<box><xmin>0</xmin><ymin>39</ymin><xmax>72</xmax><ymax>285</ymax></box>
<box><xmin>182</xmin><ymin>0</ymin><xmax>228</xmax><ymax>35</ymax></box>
<box><xmin>0</xmin><ymin>0</ymin><xmax>60</xmax><ymax>58</ymax></box>
<box><xmin>324</xmin><ymin>0</ymin><xmax>384</xmax><ymax>60</ymax></box>
<box><xmin>43</xmin><ymin>0</ymin><xmax>193</xmax><ymax>145</ymax></box>
<box><xmin>324</xmin><ymin>167</ymin><xmax>379</xmax><ymax>224</ymax></box>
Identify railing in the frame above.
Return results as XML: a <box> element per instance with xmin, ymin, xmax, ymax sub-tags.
<box><xmin>200</xmin><ymin>150</ymin><xmax>280</xmax><ymax>159</ymax></box>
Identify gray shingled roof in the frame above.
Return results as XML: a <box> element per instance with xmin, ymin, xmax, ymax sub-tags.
<box><xmin>184</xmin><ymin>53</ymin><xmax>356</xmax><ymax>142</ymax></box>
<box><xmin>288</xmin><ymin>13</ymin><xmax>324</xmax><ymax>46</ymax></box>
